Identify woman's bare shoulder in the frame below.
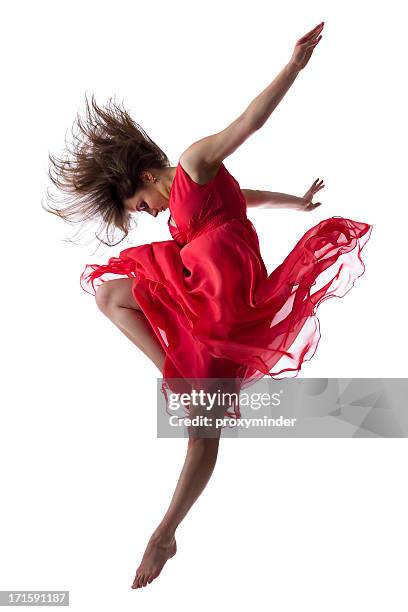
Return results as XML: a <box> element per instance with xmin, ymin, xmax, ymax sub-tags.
<box><xmin>179</xmin><ymin>151</ymin><xmax>222</xmax><ymax>186</ymax></box>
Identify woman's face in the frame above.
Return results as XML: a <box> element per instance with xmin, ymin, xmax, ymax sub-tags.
<box><xmin>124</xmin><ymin>186</ymin><xmax>169</xmax><ymax>217</ymax></box>
<box><xmin>123</xmin><ymin>171</ymin><xmax>170</xmax><ymax>218</ymax></box>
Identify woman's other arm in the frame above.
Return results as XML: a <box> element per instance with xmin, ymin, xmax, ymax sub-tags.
<box><xmin>242</xmin><ymin>177</ymin><xmax>325</xmax><ymax>212</ymax></box>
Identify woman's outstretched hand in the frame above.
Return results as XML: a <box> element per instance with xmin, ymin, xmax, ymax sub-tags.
<box><xmin>299</xmin><ymin>178</ymin><xmax>325</xmax><ymax>211</ymax></box>
<box><xmin>289</xmin><ymin>22</ymin><xmax>325</xmax><ymax>71</ymax></box>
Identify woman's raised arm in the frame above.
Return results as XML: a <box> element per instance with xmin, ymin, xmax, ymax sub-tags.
<box><xmin>246</xmin><ymin>21</ymin><xmax>324</xmax><ymax>131</ymax></box>
<box><xmin>180</xmin><ymin>21</ymin><xmax>325</xmax><ymax>177</ymax></box>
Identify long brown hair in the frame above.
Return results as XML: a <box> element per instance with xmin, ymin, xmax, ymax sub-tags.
<box><xmin>43</xmin><ymin>94</ymin><xmax>171</xmax><ymax>246</ymax></box>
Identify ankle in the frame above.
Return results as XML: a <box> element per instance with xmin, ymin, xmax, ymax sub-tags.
<box><xmin>151</xmin><ymin>526</ymin><xmax>176</xmax><ymax>545</ymax></box>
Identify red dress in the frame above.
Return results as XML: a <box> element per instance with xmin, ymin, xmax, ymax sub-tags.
<box><xmin>80</xmin><ymin>161</ymin><xmax>373</xmax><ymax>417</ymax></box>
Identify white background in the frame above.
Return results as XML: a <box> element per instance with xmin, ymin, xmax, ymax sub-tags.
<box><xmin>1</xmin><ymin>0</ymin><xmax>407</xmax><ymax>610</ymax></box>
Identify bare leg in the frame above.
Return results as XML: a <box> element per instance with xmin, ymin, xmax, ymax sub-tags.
<box><xmin>95</xmin><ymin>278</ymin><xmax>166</xmax><ymax>373</ymax></box>
<box><xmin>132</xmin><ymin>391</ymin><xmax>228</xmax><ymax>589</ymax></box>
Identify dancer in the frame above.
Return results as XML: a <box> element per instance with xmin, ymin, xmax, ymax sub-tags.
<box><xmin>45</xmin><ymin>21</ymin><xmax>372</xmax><ymax>588</ymax></box>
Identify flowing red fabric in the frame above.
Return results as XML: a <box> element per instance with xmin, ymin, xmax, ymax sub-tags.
<box><xmin>80</xmin><ymin>161</ymin><xmax>373</xmax><ymax>418</ymax></box>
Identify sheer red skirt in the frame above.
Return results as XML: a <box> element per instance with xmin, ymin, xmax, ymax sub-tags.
<box><xmin>80</xmin><ymin>216</ymin><xmax>373</xmax><ymax>419</ymax></box>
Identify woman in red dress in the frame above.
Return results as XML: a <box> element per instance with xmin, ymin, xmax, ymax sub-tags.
<box><xmin>45</xmin><ymin>22</ymin><xmax>372</xmax><ymax>588</ymax></box>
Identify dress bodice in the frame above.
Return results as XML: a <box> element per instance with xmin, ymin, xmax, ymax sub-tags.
<box><xmin>167</xmin><ymin>161</ymin><xmax>247</xmax><ymax>247</ymax></box>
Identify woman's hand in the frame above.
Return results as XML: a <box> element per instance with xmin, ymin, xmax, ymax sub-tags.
<box><xmin>299</xmin><ymin>178</ymin><xmax>325</xmax><ymax>211</ymax></box>
<box><xmin>289</xmin><ymin>22</ymin><xmax>325</xmax><ymax>72</ymax></box>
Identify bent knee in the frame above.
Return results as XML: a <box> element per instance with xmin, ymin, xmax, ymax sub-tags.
<box><xmin>95</xmin><ymin>281</ymin><xmax>118</xmax><ymax>313</ymax></box>
<box><xmin>95</xmin><ymin>278</ymin><xmax>140</xmax><ymax>313</ymax></box>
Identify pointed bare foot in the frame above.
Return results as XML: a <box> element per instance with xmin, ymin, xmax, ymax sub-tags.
<box><xmin>131</xmin><ymin>531</ymin><xmax>177</xmax><ymax>589</ymax></box>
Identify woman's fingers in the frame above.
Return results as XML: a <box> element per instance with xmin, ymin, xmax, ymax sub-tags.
<box><xmin>300</xmin><ymin>31</ymin><xmax>323</xmax><ymax>52</ymax></box>
<box><xmin>307</xmin><ymin>35</ymin><xmax>323</xmax><ymax>47</ymax></box>
<box><xmin>306</xmin><ymin>201</ymin><xmax>322</xmax><ymax>210</ymax></box>
<box><xmin>299</xmin><ymin>24</ymin><xmax>322</xmax><ymax>42</ymax></box>
<box><xmin>307</xmin><ymin>26</ymin><xmax>324</xmax><ymax>43</ymax></box>
<box><xmin>299</xmin><ymin>22</ymin><xmax>324</xmax><ymax>44</ymax></box>
<box><xmin>312</xmin><ymin>179</ymin><xmax>325</xmax><ymax>191</ymax></box>
<box><xmin>303</xmin><ymin>36</ymin><xmax>323</xmax><ymax>53</ymax></box>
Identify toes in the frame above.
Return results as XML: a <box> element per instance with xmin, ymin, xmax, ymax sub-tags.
<box><xmin>132</xmin><ymin>572</ymin><xmax>142</xmax><ymax>589</ymax></box>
